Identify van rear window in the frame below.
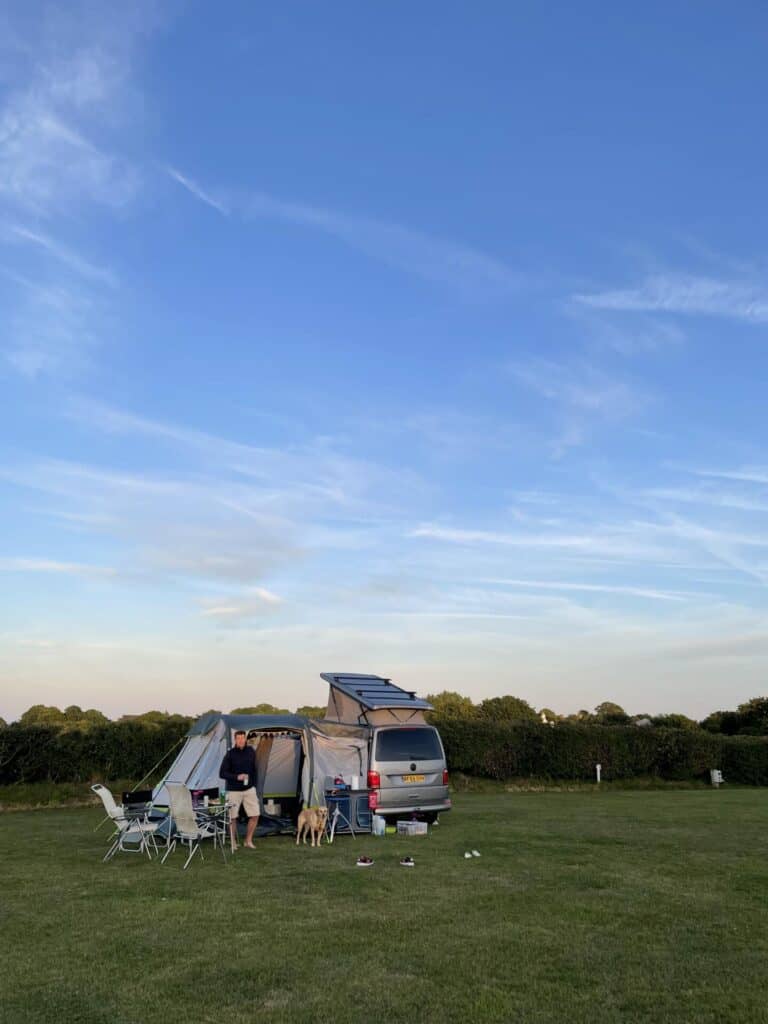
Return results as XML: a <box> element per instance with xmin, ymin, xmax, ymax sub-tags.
<box><xmin>375</xmin><ymin>728</ymin><xmax>442</xmax><ymax>761</ymax></box>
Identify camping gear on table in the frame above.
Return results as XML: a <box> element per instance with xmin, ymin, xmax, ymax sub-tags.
<box><xmin>190</xmin><ymin>786</ymin><xmax>221</xmax><ymax>807</ymax></box>
<box><xmin>121</xmin><ymin>789</ymin><xmax>154</xmax><ymax>818</ymax></box>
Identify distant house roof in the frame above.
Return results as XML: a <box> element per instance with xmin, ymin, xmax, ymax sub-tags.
<box><xmin>320</xmin><ymin>673</ymin><xmax>433</xmax><ymax>712</ymax></box>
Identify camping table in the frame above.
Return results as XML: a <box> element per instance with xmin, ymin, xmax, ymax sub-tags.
<box><xmin>325</xmin><ymin>789</ymin><xmax>372</xmax><ymax>841</ymax></box>
<box><xmin>123</xmin><ymin>803</ymin><xmax>154</xmax><ymax>821</ymax></box>
<box><xmin>194</xmin><ymin>802</ymin><xmax>232</xmax><ymax>853</ymax></box>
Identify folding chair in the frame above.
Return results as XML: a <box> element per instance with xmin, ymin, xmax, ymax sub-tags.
<box><xmin>91</xmin><ymin>784</ymin><xmax>160</xmax><ymax>862</ymax></box>
<box><xmin>162</xmin><ymin>783</ymin><xmax>225</xmax><ymax>870</ymax></box>
<box><xmin>92</xmin><ymin>782</ymin><xmax>122</xmax><ymax>833</ymax></box>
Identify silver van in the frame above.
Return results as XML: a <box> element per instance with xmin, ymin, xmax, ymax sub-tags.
<box><xmin>367</xmin><ymin>723</ymin><xmax>451</xmax><ymax>823</ymax></box>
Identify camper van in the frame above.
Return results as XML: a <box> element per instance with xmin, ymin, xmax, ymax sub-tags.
<box><xmin>367</xmin><ymin>723</ymin><xmax>450</xmax><ymax>822</ymax></box>
<box><xmin>153</xmin><ymin>673</ymin><xmax>450</xmax><ymax>835</ymax></box>
<box><xmin>322</xmin><ymin>673</ymin><xmax>451</xmax><ymax>823</ymax></box>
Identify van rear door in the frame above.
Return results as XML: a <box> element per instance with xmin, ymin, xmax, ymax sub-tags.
<box><xmin>373</xmin><ymin>726</ymin><xmax>447</xmax><ymax>812</ymax></box>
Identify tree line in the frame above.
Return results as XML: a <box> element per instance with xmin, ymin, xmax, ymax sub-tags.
<box><xmin>0</xmin><ymin>702</ymin><xmax>327</xmax><ymax>731</ymax></box>
<box><xmin>3</xmin><ymin>695</ymin><xmax>767</xmax><ymax>736</ymax></box>
<box><xmin>424</xmin><ymin>692</ymin><xmax>768</xmax><ymax>735</ymax></box>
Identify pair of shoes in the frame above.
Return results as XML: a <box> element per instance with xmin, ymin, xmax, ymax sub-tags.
<box><xmin>399</xmin><ymin>856</ymin><xmax>415</xmax><ymax>868</ymax></box>
<box><xmin>356</xmin><ymin>856</ymin><xmax>374</xmax><ymax>867</ymax></box>
<box><xmin>464</xmin><ymin>850</ymin><xmax>481</xmax><ymax>859</ymax></box>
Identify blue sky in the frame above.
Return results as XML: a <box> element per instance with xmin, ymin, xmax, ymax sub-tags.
<box><xmin>2</xmin><ymin>1</ymin><xmax>768</xmax><ymax>720</ymax></box>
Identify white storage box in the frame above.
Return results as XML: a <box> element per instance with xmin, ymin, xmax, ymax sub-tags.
<box><xmin>396</xmin><ymin>820</ymin><xmax>429</xmax><ymax>836</ymax></box>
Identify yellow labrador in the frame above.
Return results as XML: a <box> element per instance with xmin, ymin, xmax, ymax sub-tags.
<box><xmin>296</xmin><ymin>806</ymin><xmax>329</xmax><ymax>847</ymax></box>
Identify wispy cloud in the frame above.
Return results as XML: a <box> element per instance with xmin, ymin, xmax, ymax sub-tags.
<box><xmin>663</xmin><ymin>632</ymin><xmax>768</xmax><ymax>661</ymax></box>
<box><xmin>3</xmin><ymin>224</ymin><xmax>116</xmax><ymax>285</ymax></box>
<box><xmin>166</xmin><ymin>167</ymin><xmax>229</xmax><ymax>216</ymax></box>
<box><xmin>509</xmin><ymin>358</ymin><xmax>646</xmax><ymax>457</ymax></box>
<box><xmin>68</xmin><ymin>398</ymin><xmax>424</xmax><ymax>510</ymax></box>
<box><xmin>510</xmin><ymin>359</ymin><xmax>642</xmax><ymax>416</ymax></box>
<box><xmin>0</xmin><ymin>44</ymin><xmax>139</xmax><ymax>213</ymax></box>
<box><xmin>409</xmin><ymin>524</ymin><xmax>670</xmax><ymax>562</ymax></box>
<box><xmin>575</xmin><ymin>312</ymin><xmax>685</xmax><ymax>355</ymax></box>
<box><xmin>686</xmin><ymin>465</ymin><xmax>768</xmax><ymax>486</ymax></box>
<box><xmin>643</xmin><ymin>486</ymin><xmax>768</xmax><ymax>514</ymax></box>
<box><xmin>636</xmin><ymin>517</ymin><xmax>768</xmax><ymax>584</ymax></box>
<box><xmin>1</xmin><ymin>456</ymin><xmax>304</xmax><ymax>585</ymax></box>
<box><xmin>574</xmin><ymin>273</ymin><xmax>768</xmax><ymax>323</ymax></box>
<box><xmin>0</xmin><ymin>5</ymin><xmax>154</xmax><ymax>375</ymax></box>
<box><xmin>198</xmin><ymin>587</ymin><xmax>284</xmax><ymax>624</ymax></box>
<box><xmin>0</xmin><ymin>557</ymin><xmax>115</xmax><ymax>578</ymax></box>
<box><xmin>1</xmin><ymin>270</ymin><xmax>103</xmax><ymax>377</ymax></box>
<box><xmin>479</xmin><ymin>577</ymin><xmax>688</xmax><ymax>602</ymax></box>
<box><xmin>1</xmin><ymin>398</ymin><xmax>426</xmax><ymax>594</ymax></box>
<box><xmin>168</xmin><ymin>166</ymin><xmax>525</xmax><ymax>297</ymax></box>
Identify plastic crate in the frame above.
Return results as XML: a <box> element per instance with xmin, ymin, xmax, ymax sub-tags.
<box><xmin>396</xmin><ymin>820</ymin><xmax>429</xmax><ymax>836</ymax></box>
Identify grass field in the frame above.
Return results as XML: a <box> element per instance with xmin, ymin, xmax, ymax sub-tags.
<box><xmin>2</xmin><ymin>790</ymin><xmax>767</xmax><ymax>1024</ymax></box>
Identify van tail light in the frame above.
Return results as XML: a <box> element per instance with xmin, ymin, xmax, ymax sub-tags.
<box><xmin>442</xmin><ymin>769</ymin><xmax>449</xmax><ymax>786</ymax></box>
<box><xmin>367</xmin><ymin>770</ymin><xmax>381</xmax><ymax>789</ymax></box>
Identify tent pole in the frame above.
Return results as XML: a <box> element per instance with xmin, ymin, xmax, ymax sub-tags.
<box><xmin>131</xmin><ymin>734</ymin><xmax>186</xmax><ymax>793</ymax></box>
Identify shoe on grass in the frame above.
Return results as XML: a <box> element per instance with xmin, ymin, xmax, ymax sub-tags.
<box><xmin>471</xmin><ymin>850</ymin><xmax>481</xmax><ymax>857</ymax></box>
<box><xmin>356</xmin><ymin>856</ymin><xmax>374</xmax><ymax>867</ymax></box>
<box><xmin>399</xmin><ymin>856</ymin><xmax>415</xmax><ymax>867</ymax></box>
<box><xmin>464</xmin><ymin>851</ymin><xmax>473</xmax><ymax>859</ymax></box>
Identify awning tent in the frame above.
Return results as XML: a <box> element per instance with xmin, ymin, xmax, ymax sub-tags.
<box><xmin>153</xmin><ymin>712</ymin><xmax>369</xmax><ymax>814</ymax></box>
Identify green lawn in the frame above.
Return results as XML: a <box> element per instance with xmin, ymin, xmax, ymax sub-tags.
<box><xmin>2</xmin><ymin>791</ymin><xmax>767</xmax><ymax>1024</ymax></box>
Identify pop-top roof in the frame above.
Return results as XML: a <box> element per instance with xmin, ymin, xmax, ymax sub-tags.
<box><xmin>320</xmin><ymin>673</ymin><xmax>433</xmax><ymax>712</ymax></box>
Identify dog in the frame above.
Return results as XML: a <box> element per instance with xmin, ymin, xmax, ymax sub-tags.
<box><xmin>296</xmin><ymin>805</ymin><xmax>329</xmax><ymax>847</ymax></box>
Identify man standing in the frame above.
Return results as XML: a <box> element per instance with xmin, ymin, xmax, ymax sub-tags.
<box><xmin>220</xmin><ymin>729</ymin><xmax>260</xmax><ymax>850</ymax></box>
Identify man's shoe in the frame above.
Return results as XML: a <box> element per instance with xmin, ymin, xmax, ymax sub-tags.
<box><xmin>399</xmin><ymin>856</ymin><xmax>415</xmax><ymax>867</ymax></box>
<box><xmin>356</xmin><ymin>856</ymin><xmax>374</xmax><ymax>867</ymax></box>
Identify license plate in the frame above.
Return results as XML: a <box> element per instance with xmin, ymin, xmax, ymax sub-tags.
<box><xmin>402</xmin><ymin>774</ymin><xmax>425</xmax><ymax>783</ymax></box>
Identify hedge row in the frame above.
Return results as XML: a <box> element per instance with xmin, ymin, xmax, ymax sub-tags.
<box><xmin>0</xmin><ymin>720</ymin><xmax>191</xmax><ymax>785</ymax></box>
<box><xmin>3</xmin><ymin>716</ymin><xmax>768</xmax><ymax>787</ymax></box>
<box><xmin>432</xmin><ymin>717</ymin><xmax>768</xmax><ymax>785</ymax></box>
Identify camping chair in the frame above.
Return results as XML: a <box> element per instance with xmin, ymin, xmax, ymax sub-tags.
<box><xmin>91</xmin><ymin>784</ymin><xmax>160</xmax><ymax>862</ymax></box>
<box><xmin>92</xmin><ymin>782</ymin><xmax>121</xmax><ymax>833</ymax></box>
<box><xmin>162</xmin><ymin>783</ymin><xmax>225</xmax><ymax>870</ymax></box>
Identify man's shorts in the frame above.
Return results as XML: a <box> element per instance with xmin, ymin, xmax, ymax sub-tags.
<box><xmin>227</xmin><ymin>787</ymin><xmax>261</xmax><ymax>819</ymax></box>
